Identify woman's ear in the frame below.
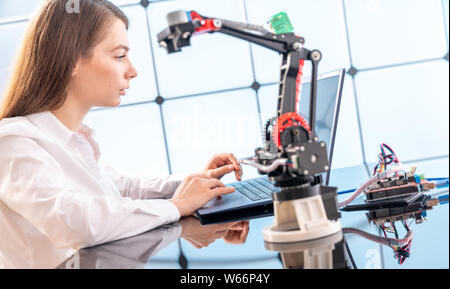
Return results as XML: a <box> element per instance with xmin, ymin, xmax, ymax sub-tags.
<box><xmin>71</xmin><ymin>61</ymin><xmax>80</xmax><ymax>77</ymax></box>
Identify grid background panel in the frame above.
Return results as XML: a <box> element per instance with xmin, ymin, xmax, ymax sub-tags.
<box><xmin>444</xmin><ymin>0</ymin><xmax>449</xmax><ymax>46</ymax></box>
<box><xmin>344</xmin><ymin>0</ymin><xmax>447</xmax><ymax>70</ymax></box>
<box><xmin>330</xmin><ymin>77</ymin><xmax>364</xmax><ymax>169</ymax></box>
<box><xmin>110</xmin><ymin>0</ymin><xmax>140</xmax><ymax>6</ymax></box>
<box><xmin>0</xmin><ymin>0</ymin><xmax>448</xmax><ymax>269</ymax></box>
<box><xmin>0</xmin><ymin>0</ymin><xmax>42</xmax><ymax>19</ymax></box>
<box><xmin>355</xmin><ymin>60</ymin><xmax>449</xmax><ymax>163</ymax></box>
<box><xmin>0</xmin><ymin>1</ymin><xmax>140</xmax><ymax>20</ymax></box>
<box><xmin>147</xmin><ymin>0</ymin><xmax>254</xmax><ymax>98</ymax></box>
<box><xmin>83</xmin><ymin>104</ymin><xmax>169</xmax><ymax>178</ymax></box>
<box><xmin>119</xmin><ymin>5</ymin><xmax>159</xmax><ymax>105</ymax></box>
<box><xmin>245</xmin><ymin>0</ymin><xmax>351</xmax><ymax>84</ymax></box>
<box><xmin>256</xmin><ymin>85</ymin><xmax>278</xmax><ymax>127</ymax></box>
<box><xmin>0</xmin><ymin>21</ymin><xmax>28</xmax><ymax>100</ymax></box>
<box><xmin>162</xmin><ymin>89</ymin><xmax>263</xmax><ymax>184</ymax></box>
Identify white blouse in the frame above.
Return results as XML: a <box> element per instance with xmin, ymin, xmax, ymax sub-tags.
<box><xmin>0</xmin><ymin>111</ymin><xmax>183</xmax><ymax>268</ymax></box>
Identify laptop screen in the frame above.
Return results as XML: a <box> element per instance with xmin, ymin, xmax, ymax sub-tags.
<box><xmin>297</xmin><ymin>69</ymin><xmax>345</xmax><ymax>184</ymax></box>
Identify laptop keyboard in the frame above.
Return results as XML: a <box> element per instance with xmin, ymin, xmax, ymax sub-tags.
<box><xmin>228</xmin><ymin>177</ymin><xmax>281</xmax><ymax>201</ymax></box>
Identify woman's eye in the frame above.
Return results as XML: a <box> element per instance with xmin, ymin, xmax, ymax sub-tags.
<box><xmin>116</xmin><ymin>55</ymin><xmax>127</xmax><ymax>60</ymax></box>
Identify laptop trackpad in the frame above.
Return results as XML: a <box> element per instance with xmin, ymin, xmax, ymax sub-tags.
<box><xmin>199</xmin><ymin>191</ymin><xmax>249</xmax><ymax>211</ymax></box>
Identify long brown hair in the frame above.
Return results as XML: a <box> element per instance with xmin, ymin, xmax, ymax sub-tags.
<box><xmin>0</xmin><ymin>0</ymin><xmax>128</xmax><ymax>120</ymax></box>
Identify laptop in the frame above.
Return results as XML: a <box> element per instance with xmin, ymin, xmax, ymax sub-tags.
<box><xmin>196</xmin><ymin>69</ymin><xmax>346</xmax><ymax>224</ymax></box>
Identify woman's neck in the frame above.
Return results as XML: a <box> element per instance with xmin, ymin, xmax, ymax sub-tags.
<box><xmin>50</xmin><ymin>95</ymin><xmax>90</xmax><ymax>132</ymax></box>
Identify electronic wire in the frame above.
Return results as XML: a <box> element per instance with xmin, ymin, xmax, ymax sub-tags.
<box><xmin>342</xmin><ymin>227</ymin><xmax>413</xmax><ymax>247</ymax></box>
<box><xmin>239</xmin><ymin>158</ymin><xmax>288</xmax><ymax>173</ymax></box>
<box><xmin>338</xmin><ymin>164</ymin><xmax>407</xmax><ymax>208</ymax></box>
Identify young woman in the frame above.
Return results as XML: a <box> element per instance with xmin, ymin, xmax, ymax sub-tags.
<box><xmin>0</xmin><ymin>0</ymin><xmax>242</xmax><ymax>267</ymax></box>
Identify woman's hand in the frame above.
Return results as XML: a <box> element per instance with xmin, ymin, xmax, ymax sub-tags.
<box><xmin>203</xmin><ymin>153</ymin><xmax>243</xmax><ymax>181</ymax></box>
<box><xmin>180</xmin><ymin>216</ymin><xmax>232</xmax><ymax>248</ymax></box>
<box><xmin>180</xmin><ymin>216</ymin><xmax>250</xmax><ymax>248</ymax></box>
<box><xmin>169</xmin><ymin>173</ymin><xmax>235</xmax><ymax>217</ymax></box>
<box><xmin>221</xmin><ymin>220</ymin><xmax>250</xmax><ymax>244</ymax></box>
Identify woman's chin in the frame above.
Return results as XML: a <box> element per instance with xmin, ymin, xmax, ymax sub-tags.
<box><xmin>108</xmin><ymin>97</ymin><xmax>122</xmax><ymax>107</ymax></box>
<box><xmin>113</xmin><ymin>98</ymin><xmax>122</xmax><ymax>107</ymax></box>
<box><xmin>94</xmin><ymin>96</ymin><xmax>122</xmax><ymax>108</ymax></box>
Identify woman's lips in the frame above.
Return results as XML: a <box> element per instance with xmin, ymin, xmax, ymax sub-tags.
<box><xmin>119</xmin><ymin>89</ymin><xmax>127</xmax><ymax>96</ymax></box>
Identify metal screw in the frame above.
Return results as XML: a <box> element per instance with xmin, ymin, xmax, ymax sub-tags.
<box><xmin>213</xmin><ymin>19</ymin><xmax>222</xmax><ymax>28</ymax></box>
<box><xmin>311</xmin><ymin>154</ymin><xmax>317</xmax><ymax>163</ymax></box>
<box><xmin>292</xmin><ymin>42</ymin><xmax>302</xmax><ymax>51</ymax></box>
<box><xmin>300</xmin><ymin>146</ymin><xmax>305</xmax><ymax>151</ymax></box>
<box><xmin>182</xmin><ymin>32</ymin><xmax>190</xmax><ymax>39</ymax></box>
<box><xmin>311</xmin><ymin>50</ymin><xmax>321</xmax><ymax>61</ymax></box>
<box><xmin>324</xmin><ymin>165</ymin><xmax>329</xmax><ymax>171</ymax></box>
<box><xmin>303</xmin><ymin>170</ymin><xmax>309</xmax><ymax>175</ymax></box>
<box><xmin>320</xmin><ymin>142</ymin><xmax>325</xmax><ymax>147</ymax></box>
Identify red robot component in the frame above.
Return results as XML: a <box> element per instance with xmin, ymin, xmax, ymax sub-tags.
<box><xmin>296</xmin><ymin>59</ymin><xmax>306</xmax><ymax>114</ymax></box>
<box><xmin>273</xmin><ymin>112</ymin><xmax>311</xmax><ymax>149</ymax></box>
<box><xmin>189</xmin><ymin>11</ymin><xmax>220</xmax><ymax>34</ymax></box>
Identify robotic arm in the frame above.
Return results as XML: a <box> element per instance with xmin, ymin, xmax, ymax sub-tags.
<box><xmin>158</xmin><ymin>11</ymin><xmax>341</xmax><ymax>242</ymax></box>
<box><xmin>158</xmin><ymin>10</ymin><xmax>327</xmax><ymax>170</ymax></box>
<box><xmin>158</xmin><ymin>10</ymin><xmax>319</xmax><ymax>124</ymax></box>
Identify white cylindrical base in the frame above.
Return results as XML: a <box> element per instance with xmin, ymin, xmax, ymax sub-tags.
<box><xmin>262</xmin><ymin>219</ymin><xmax>341</xmax><ymax>243</ymax></box>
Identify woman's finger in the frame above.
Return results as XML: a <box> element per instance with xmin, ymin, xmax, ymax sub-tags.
<box><xmin>208</xmin><ymin>164</ymin><xmax>235</xmax><ymax>179</ymax></box>
<box><xmin>225</xmin><ymin>153</ymin><xmax>242</xmax><ymax>181</ymax></box>
<box><xmin>204</xmin><ymin>178</ymin><xmax>226</xmax><ymax>189</ymax></box>
<box><xmin>210</xmin><ymin>186</ymin><xmax>235</xmax><ymax>197</ymax></box>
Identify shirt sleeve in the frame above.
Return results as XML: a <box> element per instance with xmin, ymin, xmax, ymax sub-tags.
<box><xmin>0</xmin><ymin>136</ymin><xmax>181</xmax><ymax>250</ymax></box>
<box><xmin>99</xmin><ymin>159</ymin><xmax>187</xmax><ymax>200</ymax></box>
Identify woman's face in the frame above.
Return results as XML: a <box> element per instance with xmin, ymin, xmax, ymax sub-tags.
<box><xmin>70</xmin><ymin>18</ymin><xmax>138</xmax><ymax>108</ymax></box>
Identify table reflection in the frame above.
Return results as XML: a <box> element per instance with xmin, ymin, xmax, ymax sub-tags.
<box><xmin>264</xmin><ymin>231</ymin><xmax>348</xmax><ymax>269</ymax></box>
<box><xmin>57</xmin><ymin>217</ymin><xmax>250</xmax><ymax>269</ymax></box>
<box><xmin>0</xmin><ymin>168</ymin><xmax>446</xmax><ymax>269</ymax></box>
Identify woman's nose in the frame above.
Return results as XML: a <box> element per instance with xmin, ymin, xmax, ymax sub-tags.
<box><xmin>127</xmin><ymin>62</ymin><xmax>138</xmax><ymax>80</ymax></box>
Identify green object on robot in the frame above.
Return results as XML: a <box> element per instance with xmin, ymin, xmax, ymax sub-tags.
<box><xmin>270</xmin><ymin>12</ymin><xmax>294</xmax><ymax>34</ymax></box>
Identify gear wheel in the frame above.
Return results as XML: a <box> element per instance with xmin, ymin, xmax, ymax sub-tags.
<box><xmin>273</xmin><ymin>112</ymin><xmax>311</xmax><ymax>148</ymax></box>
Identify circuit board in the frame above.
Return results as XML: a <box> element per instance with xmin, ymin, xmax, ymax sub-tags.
<box><xmin>364</xmin><ymin>171</ymin><xmax>438</xmax><ymax>225</ymax></box>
